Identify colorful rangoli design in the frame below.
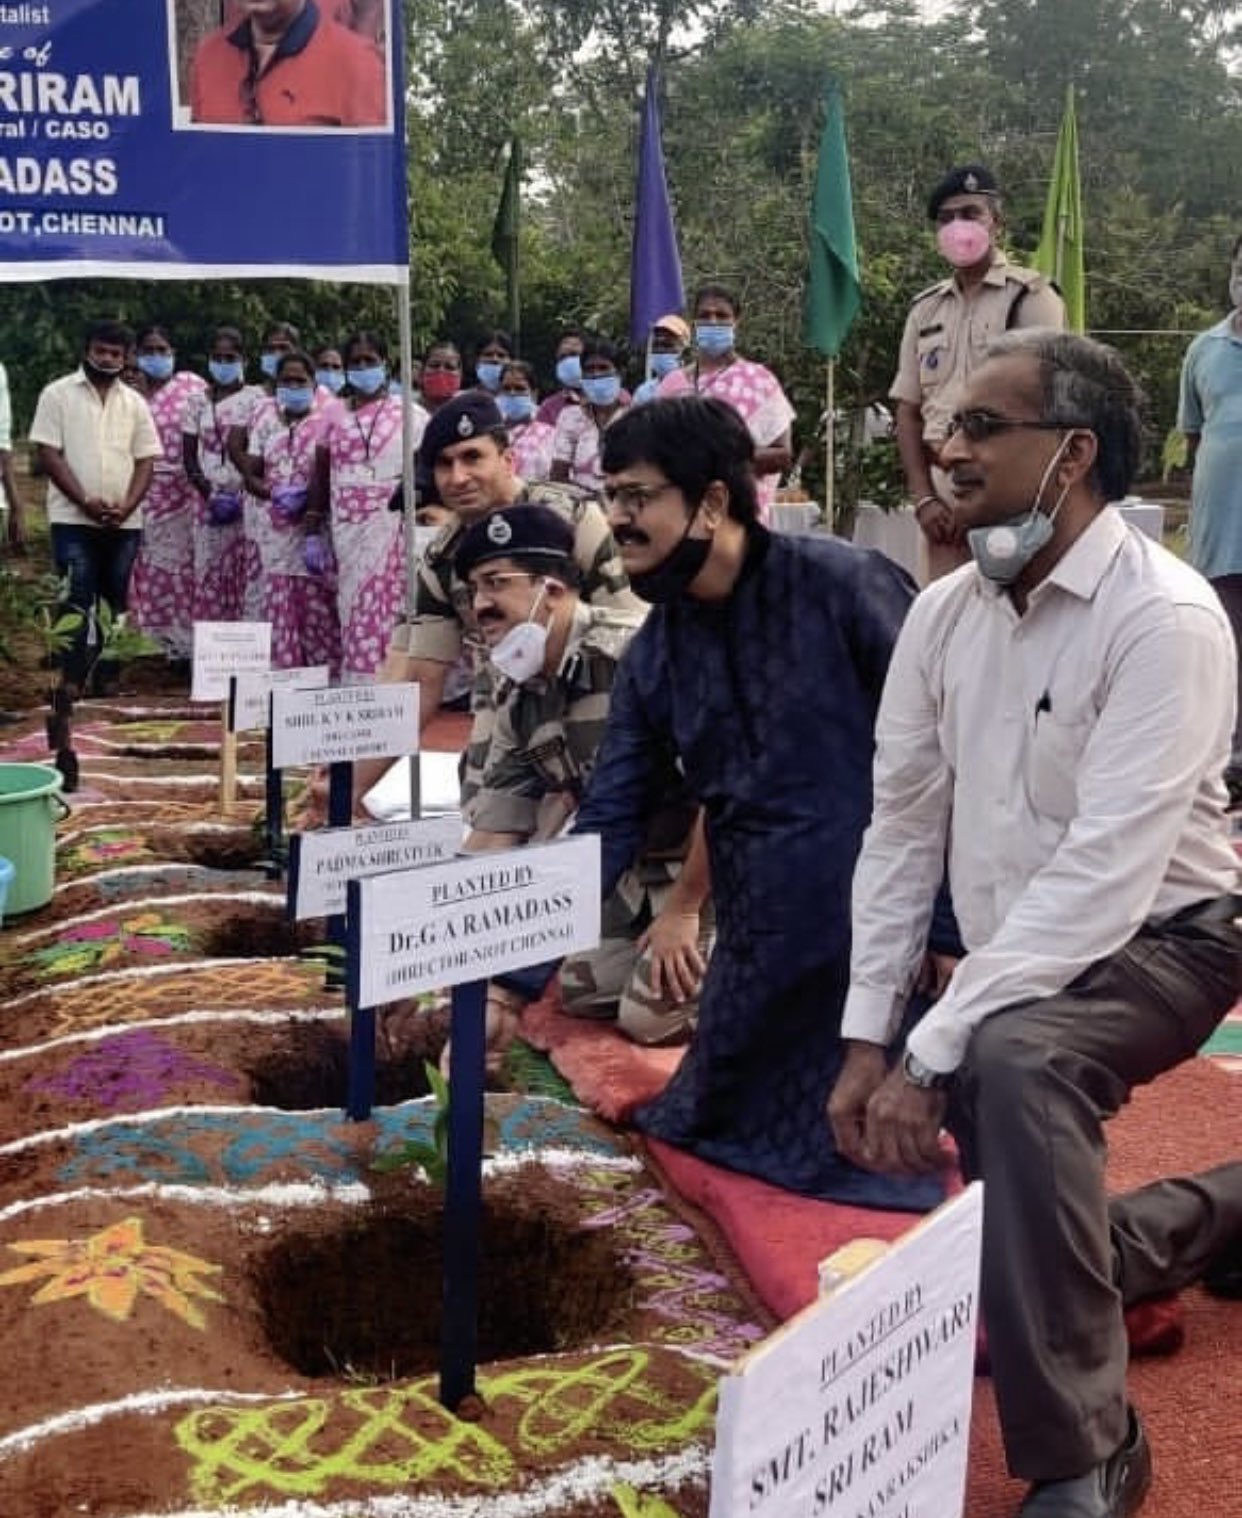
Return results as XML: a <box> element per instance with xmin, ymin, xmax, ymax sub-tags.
<box><xmin>60</xmin><ymin>828</ymin><xmax>153</xmax><ymax>874</ymax></box>
<box><xmin>0</xmin><ymin>1215</ymin><xmax>224</xmax><ymax>1328</ymax></box>
<box><xmin>174</xmin><ymin>1349</ymin><xmax>717</xmax><ymax>1504</ymax></box>
<box><xmin>26</xmin><ymin>1028</ymin><xmax>240</xmax><ymax>1110</ymax></box>
<box><xmin>24</xmin><ymin>911</ymin><xmax>192</xmax><ymax>979</ymax></box>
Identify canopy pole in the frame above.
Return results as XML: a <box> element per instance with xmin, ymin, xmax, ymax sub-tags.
<box><xmin>396</xmin><ymin>280</ymin><xmax>421</xmax><ymax>821</ymax></box>
<box><xmin>825</xmin><ymin>360</ymin><xmax>836</xmax><ymax>533</ymax></box>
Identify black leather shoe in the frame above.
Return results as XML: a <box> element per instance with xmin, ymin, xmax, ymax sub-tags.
<box><xmin>1018</xmin><ymin>1408</ymin><xmax>1151</xmax><ymax>1517</ymax></box>
<box><xmin>1204</xmin><ymin>1238</ymin><xmax>1242</xmax><ymax>1299</ymax></box>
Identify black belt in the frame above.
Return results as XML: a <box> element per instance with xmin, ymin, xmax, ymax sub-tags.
<box><xmin>1159</xmin><ymin>894</ymin><xmax>1241</xmax><ymax>929</ymax></box>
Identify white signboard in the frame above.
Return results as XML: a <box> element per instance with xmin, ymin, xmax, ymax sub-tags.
<box><xmin>350</xmin><ymin>835</ymin><xmax>601</xmax><ymax>1008</ymax></box>
<box><xmin>711</xmin><ymin>1184</ymin><xmax>983</xmax><ymax>1518</ymax></box>
<box><xmin>230</xmin><ymin>665</ymin><xmax>330</xmax><ymax>734</ymax></box>
<box><xmin>270</xmin><ymin>683</ymin><xmax>420</xmax><ymax>769</ymax></box>
<box><xmin>191</xmin><ymin>622</ymin><xmax>272</xmax><ymax>704</ymax></box>
<box><xmin>290</xmin><ymin>816</ymin><xmax>463</xmax><ymax>922</ymax></box>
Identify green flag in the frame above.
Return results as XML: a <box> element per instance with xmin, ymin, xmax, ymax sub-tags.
<box><xmin>491</xmin><ymin>136</ymin><xmax>522</xmax><ymax>349</ymax></box>
<box><xmin>804</xmin><ymin>80</ymin><xmax>861</xmax><ymax>358</ymax></box>
<box><xmin>1034</xmin><ymin>85</ymin><xmax>1086</xmax><ymax>333</ymax></box>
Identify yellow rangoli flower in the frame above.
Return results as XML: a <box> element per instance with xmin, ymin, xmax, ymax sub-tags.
<box><xmin>0</xmin><ymin>1216</ymin><xmax>225</xmax><ymax>1329</ymax></box>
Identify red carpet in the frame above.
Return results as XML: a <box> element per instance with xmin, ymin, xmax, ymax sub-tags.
<box><xmin>522</xmin><ymin>997</ymin><xmax>1242</xmax><ymax>1517</ymax></box>
<box><xmin>422</xmin><ymin>710</ymin><xmax>473</xmax><ymax>752</ymax></box>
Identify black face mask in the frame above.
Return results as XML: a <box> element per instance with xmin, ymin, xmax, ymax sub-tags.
<box><xmin>83</xmin><ymin>357</ymin><xmax>122</xmax><ymax>384</ymax></box>
<box><xmin>629</xmin><ymin>510</ymin><xmax>713</xmax><ymax>604</ymax></box>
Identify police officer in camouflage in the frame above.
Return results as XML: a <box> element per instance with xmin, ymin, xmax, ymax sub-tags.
<box><xmin>892</xmin><ymin>163</ymin><xmax>1065</xmax><ymax>578</ymax></box>
<box><xmin>455</xmin><ymin>503</ymin><xmax>712</xmax><ymax>1068</ymax></box>
<box><xmin>356</xmin><ymin>389</ymin><xmax>644</xmax><ymax>812</ymax></box>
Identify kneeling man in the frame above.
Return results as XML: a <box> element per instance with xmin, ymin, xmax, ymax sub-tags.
<box><xmin>566</xmin><ymin>394</ymin><xmax>956</xmax><ymax>1207</ymax></box>
<box><xmin>830</xmin><ymin>330</ymin><xmax>1242</xmax><ymax>1516</ymax></box>
<box><xmin>456</xmin><ymin>503</ymin><xmax>712</xmax><ymax>1062</ymax></box>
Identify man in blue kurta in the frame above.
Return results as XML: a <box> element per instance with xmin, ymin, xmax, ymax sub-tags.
<box><xmin>570</xmin><ymin>394</ymin><xmax>953</xmax><ymax>1209</ymax></box>
<box><xmin>1178</xmin><ymin>238</ymin><xmax>1242</xmax><ymax>800</ymax></box>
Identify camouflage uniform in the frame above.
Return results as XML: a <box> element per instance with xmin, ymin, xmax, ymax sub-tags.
<box><xmin>389</xmin><ymin>479</ymin><xmax>644</xmax><ymax>809</ymax></box>
<box><xmin>467</xmin><ymin>600</ymin><xmax>710</xmax><ymax>1043</ymax></box>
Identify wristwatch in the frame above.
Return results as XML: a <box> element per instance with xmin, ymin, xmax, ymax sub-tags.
<box><xmin>901</xmin><ymin>1049</ymin><xmax>952</xmax><ymax>1090</ymax></box>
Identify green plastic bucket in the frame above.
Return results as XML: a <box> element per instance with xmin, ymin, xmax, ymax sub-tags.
<box><xmin>0</xmin><ymin>764</ymin><xmax>69</xmax><ymax>916</ymax></box>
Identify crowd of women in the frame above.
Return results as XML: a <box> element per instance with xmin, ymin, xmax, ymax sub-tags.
<box><xmin>120</xmin><ymin>281</ymin><xmax>795</xmax><ymax>680</ymax></box>
<box><xmin>120</xmin><ymin>317</ymin><xmax>413</xmax><ymax>684</ymax></box>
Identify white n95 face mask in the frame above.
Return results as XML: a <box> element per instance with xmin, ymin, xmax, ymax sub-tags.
<box><xmin>967</xmin><ymin>432</ymin><xmax>1077</xmax><ymax>586</ymax></box>
<box><xmin>489</xmin><ymin>582</ymin><xmax>550</xmax><ymax>683</ymax></box>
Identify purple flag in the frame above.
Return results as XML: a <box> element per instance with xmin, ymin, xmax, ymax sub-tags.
<box><xmin>630</xmin><ymin>66</ymin><xmax>685</xmax><ymax>348</ymax></box>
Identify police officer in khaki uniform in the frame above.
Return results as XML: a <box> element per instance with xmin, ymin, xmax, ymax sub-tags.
<box><xmin>354</xmin><ymin>390</ymin><xmax>644</xmax><ymax>812</ymax></box>
<box><xmin>891</xmin><ymin>164</ymin><xmax>1066</xmax><ymax>578</ymax></box>
<box><xmin>454</xmin><ymin>503</ymin><xmax>712</xmax><ymax>1068</ymax></box>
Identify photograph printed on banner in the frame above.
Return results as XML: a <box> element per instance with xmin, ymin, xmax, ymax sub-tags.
<box><xmin>167</xmin><ymin>0</ymin><xmax>392</xmax><ymax>132</ymax></box>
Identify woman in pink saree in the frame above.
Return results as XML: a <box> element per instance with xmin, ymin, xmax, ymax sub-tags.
<box><xmin>242</xmin><ymin>350</ymin><xmax>341</xmax><ymax>673</ymax></box>
<box><xmin>183</xmin><ymin>323</ymin><xmax>262</xmax><ymax>624</ymax></box>
<box><xmin>128</xmin><ymin>324</ymin><xmax>207</xmax><ymax>658</ymax></box>
<box><xmin>658</xmin><ymin>282</ymin><xmax>795</xmax><ymax>523</ymax></box>
<box><xmin>310</xmin><ymin>331</ymin><xmax>427</xmax><ymax>682</ymax></box>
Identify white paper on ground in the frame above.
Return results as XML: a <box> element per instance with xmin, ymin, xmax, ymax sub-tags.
<box><xmin>361</xmin><ymin>752</ymin><xmax>463</xmax><ymax>821</ymax></box>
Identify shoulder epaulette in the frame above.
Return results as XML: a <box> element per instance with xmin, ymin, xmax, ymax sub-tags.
<box><xmin>1003</xmin><ymin>263</ymin><xmax>1049</xmax><ymax>290</ymax></box>
<box><xmin>910</xmin><ymin>277</ymin><xmax>952</xmax><ymax>306</ymax></box>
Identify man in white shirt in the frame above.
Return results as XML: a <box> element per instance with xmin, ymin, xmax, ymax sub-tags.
<box><xmin>29</xmin><ymin>320</ymin><xmax>162</xmax><ymax>695</ymax></box>
<box><xmin>0</xmin><ymin>359</ymin><xmax>23</xmax><ymax>551</ymax></box>
<box><xmin>828</xmin><ymin>330</ymin><xmax>1241</xmax><ymax>1518</ymax></box>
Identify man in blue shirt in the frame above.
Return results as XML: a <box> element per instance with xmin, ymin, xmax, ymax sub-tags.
<box><xmin>569</xmin><ymin>394</ymin><xmax>958</xmax><ymax>1208</ymax></box>
<box><xmin>1178</xmin><ymin>234</ymin><xmax>1242</xmax><ymax>802</ymax></box>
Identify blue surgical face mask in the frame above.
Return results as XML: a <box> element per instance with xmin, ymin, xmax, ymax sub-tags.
<box><xmin>209</xmin><ymin>358</ymin><xmax>244</xmax><ymax>386</ymax></box>
<box><xmin>498</xmin><ymin>393</ymin><xmax>536</xmax><ymax>425</ymax></box>
<box><xmin>260</xmin><ymin>351</ymin><xmax>282</xmax><ymax>379</ymax></box>
<box><xmin>316</xmin><ymin>368</ymin><xmax>346</xmax><ymax>395</ymax></box>
<box><xmin>583</xmin><ymin>374</ymin><xmax>622</xmax><ymax>408</ymax></box>
<box><xmin>555</xmin><ymin>354</ymin><xmax>582</xmax><ymax>389</ymax></box>
<box><xmin>476</xmin><ymin>361</ymin><xmax>504</xmax><ymax>392</ymax></box>
<box><xmin>695</xmin><ymin>322</ymin><xmax>735</xmax><ymax>358</ymax></box>
<box><xmin>967</xmin><ymin>432</ymin><xmax>1076</xmax><ymax>585</ymax></box>
<box><xmin>651</xmin><ymin>350</ymin><xmax>681</xmax><ymax>378</ymax></box>
<box><xmin>277</xmin><ymin>385</ymin><xmax>315</xmax><ymax>416</ymax></box>
<box><xmin>347</xmin><ymin>364</ymin><xmax>387</xmax><ymax>395</ymax></box>
<box><xmin>137</xmin><ymin>353</ymin><xmax>174</xmax><ymax>381</ymax></box>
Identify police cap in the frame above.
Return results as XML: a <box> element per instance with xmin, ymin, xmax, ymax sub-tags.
<box><xmin>420</xmin><ymin>390</ymin><xmax>506</xmax><ymax>472</ymax></box>
<box><xmin>455</xmin><ymin>503</ymin><xmax>575</xmax><ymax>581</ymax></box>
<box><xmin>927</xmin><ymin>164</ymin><xmax>1000</xmax><ymax>220</ymax></box>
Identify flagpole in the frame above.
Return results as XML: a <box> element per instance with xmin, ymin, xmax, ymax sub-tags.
<box><xmin>825</xmin><ymin>360</ymin><xmax>835</xmax><ymax>533</ymax></box>
<box><xmin>509</xmin><ymin>140</ymin><xmax>521</xmax><ymax>355</ymax></box>
<box><xmin>395</xmin><ymin>279</ymin><xmax>421</xmax><ymax>821</ymax></box>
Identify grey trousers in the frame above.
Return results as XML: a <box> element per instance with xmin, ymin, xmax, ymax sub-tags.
<box><xmin>946</xmin><ymin>897</ymin><xmax>1242</xmax><ymax>1482</ymax></box>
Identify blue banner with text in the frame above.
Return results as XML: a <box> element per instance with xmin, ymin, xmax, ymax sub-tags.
<box><xmin>0</xmin><ymin>0</ymin><xmax>407</xmax><ymax>282</ymax></box>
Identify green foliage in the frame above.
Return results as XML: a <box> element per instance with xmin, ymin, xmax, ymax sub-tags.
<box><xmin>25</xmin><ymin>572</ymin><xmax>164</xmax><ymax>691</ymax></box>
<box><xmin>395</xmin><ymin>0</ymin><xmax>1242</xmax><ymax>505</ymax></box>
<box><xmin>7</xmin><ymin>0</ymin><xmax>1237</xmax><ymax>509</ymax></box>
<box><xmin>372</xmin><ymin>1061</ymin><xmax>452</xmax><ymax>1184</ymax></box>
<box><xmin>0</xmin><ymin>279</ymin><xmax>398</xmax><ymax>429</ymax></box>
<box><xmin>299</xmin><ymin>941</ymin><xmax>347</xmax><ymax>966</ymax></box>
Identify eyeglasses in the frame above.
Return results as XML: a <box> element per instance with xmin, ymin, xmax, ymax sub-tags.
<box><xmin>602</xmin><ymin>482</ymin><xmax>676</xmax><ymax>514</ymax></box>
<box><xmin>468</xmin><ymin>571</ymin><xmax>540</xmax><ymax>597</ymax></box>
<box><xmin>946</xmin><ymin>410</ymin><xmax>1073</xmax><ymax>443</ymax></box>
